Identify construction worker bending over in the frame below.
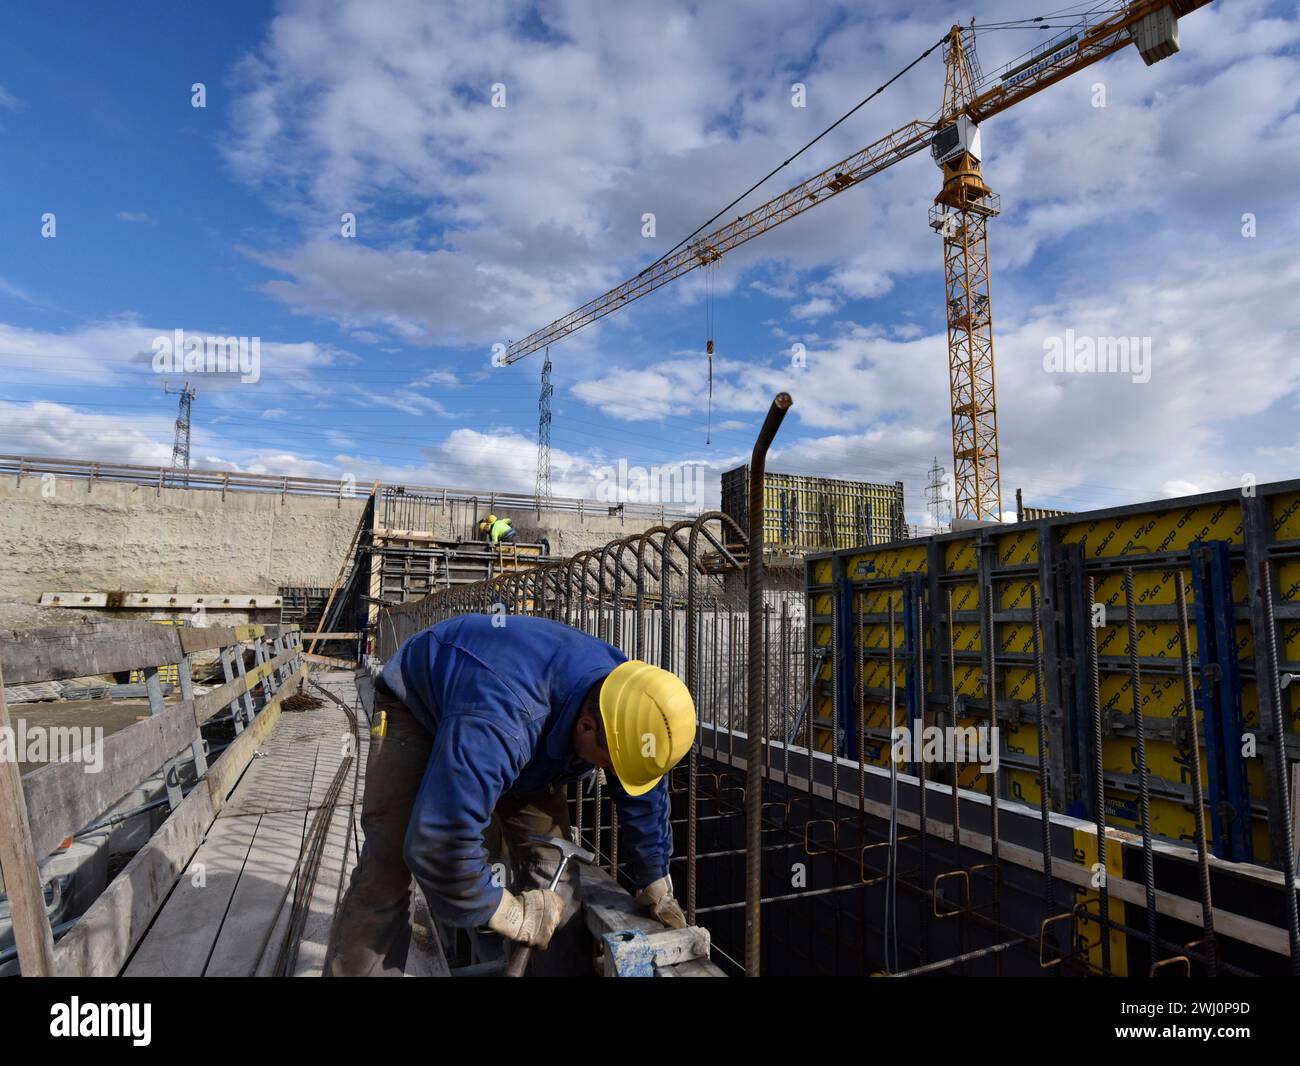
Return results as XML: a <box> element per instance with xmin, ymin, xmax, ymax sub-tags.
<box><xmin>478</xmin><ymin>513</ymin><xmax>516</xmax><ymax>544</ymax></box>
<box><xmin>324</xmin><ymin>613</ymin><xmax>694</xmax><ymax>976</ymax></box>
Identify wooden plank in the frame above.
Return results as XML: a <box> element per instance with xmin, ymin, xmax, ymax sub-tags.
<box><xmin>53</xmin><ymin>779</ymin><xmax>217</xmax><ymax>977</ymax></box>
<box><xmin>0</xmin><ymin>621</ymin><xmax>183</xmax><ymax>686</ymax></box>
<box><xmin>303</xmin><ymin>653</ymin><xmax>357</xmax><ymax>669</ymax></box>
<box><xmin>204</xmin><ymin>665</ymin><xmax>305</xmax><ymax>804</ymax></box>
<box><xmin>581</xmin><ymin>863</ymin><xmax>713</xmax><ymax>972</ymax></box>
<box><xmin>194</xmin><ymin>645</ymin><xmax>297</xmax><ymax>722</ymax></box>
<box><xmin>178</xmin><ymin>626</ymin><xmax>244</xmax><ymax>654</ymax></box>
<box><xmin>23</xmin><ymin>697</ymin><xmax>201</xmax><ymax>860</ymax></box>
<box><xmin>220</xmin><ymin>704</ymin><xmax>336</xmax><ymax>817</ymax></box>
<box><xmin>38</xmin><ymin>593</ymin><xmax>108</xmax><ymax>607</ymax></box>
<box><xmin>302</xmin><ymin>632</ymin><xmax>359</xmax><ymax>641</ymax></box>
<box><xmin>291</xmin><ymin>802</ymin><xmax>361</xmax><ymax>977</ymax></box>
<box><xmin>200</xmin><ymin>810</ymin><xmax>309</xmax><ymax>977</ymax></box>
<box><xmin>40</xmin><ymin>593</ymin><xmax>283</xmax><ymax>609</ymax></box>
<box><xmin>50</xmin><ymin>665</ymin><xmax>304</xmax><ymax>976</ymax></box>
<box><xmin>0</xmin><ymin>657</ymin><xmax>56</xmax><ymax>975</ymax></box>
<box><xmin>120</xmin><ymin>815</ymin><xmax>262</xmax><ymax>977</ymax></box>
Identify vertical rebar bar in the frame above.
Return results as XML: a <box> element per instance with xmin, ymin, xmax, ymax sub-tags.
<box><xmin>915</xmin><ymin>585</ymin><xmax>930</xmax><ymax>965</ymax></box>
<box><xmin>1124</xmin><ymin>567</ymin><xmax>1159</xmax><ymax>969</ymax></box>
<box><xmin>886</xmin><ymin>595</ymin><xmax>899</xmax><ymax>973</ymax></box>
<box><xmin>983</xmin><ymin>579</ymin><xmax>1002</xmax><ymax>970</ymax></box>
<box><xmin>744</xmin><ymin>392</ymin><xmax>792</xmax><ymax>977</ymax></box>
<box><xmin>1087</xmin><ymin>575</ymin><xmax>1112</xmax><ymax>975</ymax></box>
<box><xmin>1259</xmin><ymin>558</ymin><xmax>1300</xmax><ymax>973</ymax></box>
<box><xmin>1030</xmin><ymin>587</ymin><xmax>1056</xmax><ymax>911</ymax></box>
<box><xmin>1175</xmin><ymin>571</ymin><xmax>1216</xmax><ymax>976</ymax></box>
<box><xmin>946</xmin><ymin>588</ymin><xmax>961</xmax><ymax>860</ymax></box>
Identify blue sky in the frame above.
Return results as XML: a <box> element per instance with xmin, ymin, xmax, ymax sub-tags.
<box><xmin>1</xmin><ymin>0</ymin><xmax>1298</xmax><ymax>524</ymax></box>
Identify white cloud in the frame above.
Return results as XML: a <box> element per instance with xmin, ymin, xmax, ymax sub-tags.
<box><xmin>0</xmin><ymin>401</ymin><xmax>174</xmax><ymax>464</ymax></box>
<box><xmin>791</xmin><ymin>297</ymin><xmax>838</xmax><ymax>321</ymax></box>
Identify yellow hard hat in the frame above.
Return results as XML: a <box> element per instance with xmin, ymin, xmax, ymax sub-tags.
<box><xmin>599</xmin><ymin>661</ymin><xmax>696</xmax><ymax>797</ymax></box>
<box><xmin>486</xmin><ymin>514</ymin><xmax>499</xmax><ymax>525</ymax></box>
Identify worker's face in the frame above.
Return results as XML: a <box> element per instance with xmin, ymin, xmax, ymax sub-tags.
<box><xmin>572</xmin><ymin>708</ymin><xmax>612</xmax><ymax>771</ymax></box>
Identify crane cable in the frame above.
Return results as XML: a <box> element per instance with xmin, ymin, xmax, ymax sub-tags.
<box><xmin>645</xmin><ymin>32</ymin><xmax>950</xmax><ymax>282</ymax></box>
<box><xmin>705</xmin><ymin>261</ymin><xmax>715</xmax><ymax>445</ymax></box>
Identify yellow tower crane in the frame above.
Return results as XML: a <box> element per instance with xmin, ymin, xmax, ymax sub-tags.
<box><xmin>502</xmin><ymin>1</ymin><xmax>1215</xmax><ymax>521</ymax></box>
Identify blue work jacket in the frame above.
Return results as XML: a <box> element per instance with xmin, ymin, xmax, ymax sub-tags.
<box><xmin>382</xmin><ymin>614</ymin><xmax>673</xmax><ymax>928</ymax></box>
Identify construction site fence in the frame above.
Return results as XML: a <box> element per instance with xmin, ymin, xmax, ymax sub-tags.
<box><xmin>376</xmin><ymin>513</ymin><xmax>812</xmax><ymax>741</ymax></box>
<box><xmin>0</xmin><ymin>621</ymin><xmax>306</xmax><ymax>976</ymax></box>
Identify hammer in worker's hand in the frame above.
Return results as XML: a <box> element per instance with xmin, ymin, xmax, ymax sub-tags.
<box><xmin>503</xmin><ymin>835</ymin><xmax>595</xmax><ymax>978</ymax></box>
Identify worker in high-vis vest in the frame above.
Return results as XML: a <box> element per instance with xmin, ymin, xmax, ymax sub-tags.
<box><xmin>324</xmin><ymin>614</ymin><xmax>695</xmax><ymax>977</ymax></box>
<box><xmin>478</xmin><ymin>513</ymin><xmax>516</xmax><ymax>544</ymax></box>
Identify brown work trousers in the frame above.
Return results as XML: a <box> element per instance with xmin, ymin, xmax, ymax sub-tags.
<box><xmin>323</xmin><ymin>691</ymin><xmax>589</xmax><ymax>977</ymax></box>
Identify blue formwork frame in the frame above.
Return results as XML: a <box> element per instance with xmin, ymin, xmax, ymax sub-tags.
<box><xmin>1189</xmin><ymin>539</ymin><xmax>1254</xmax><ymax>863</ymax></box>
<box><xmin>831</xmin><ymin>564</ymin><xmax>920</xmax><ymax>766</ymax></box>
<box><xmin>901</xmin><ymin>575</ymin><xmax>925</xmax><ymax>778</ymax></box>
<box><xmin>832</xmin><ymin>554</ymin><xmax>856</xmax><ymax>759</ymax></box>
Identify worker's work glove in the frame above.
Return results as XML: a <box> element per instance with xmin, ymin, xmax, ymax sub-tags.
<box><xmin>488</xmin><ymin>888</ymin><xmax>565</xmax><ymax>949</ymax></box>
<box><xmin>636</xmin><ymin>876</ymin><xmax>687</xmax><ymax>929</ymax></box>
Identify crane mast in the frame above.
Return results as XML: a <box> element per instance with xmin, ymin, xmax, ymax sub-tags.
<box><xmin>931</xmin><ymin>26</ymin><xmax>1003</xmax><ymax>521</ymax></box>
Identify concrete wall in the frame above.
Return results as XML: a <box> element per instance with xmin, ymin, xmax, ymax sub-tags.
<box><xmin>0</xmin><ymin>477</ymin><xmax>368</xmax><ymax>629</ymax></box>
<box><xmin>0</xmin><ymin>475</ymin><xmax>675</xmax><ymax>630</ymax></box>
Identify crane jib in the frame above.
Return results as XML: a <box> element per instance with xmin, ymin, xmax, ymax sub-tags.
<box><xmin>503</xmin><ymin>0</ymin><xmax>1217</xmax><ymax>367</ymax></box>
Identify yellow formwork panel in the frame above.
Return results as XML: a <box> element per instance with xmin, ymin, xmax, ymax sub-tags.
<box><xmin>1271</xmin><ymin>491</ymin><xmax>1300</xmax><ymax>540</ymax></box>
<box><xmin>944</xmin><ymin>538</ymin><xmax>979</xmax><ymax>573</ymax></box>
<box><xmin>1058</xmin><ymin>501</ymin><xmax>1240</xmax><ymax>558</ymax></box>
<box><xmin>1279</xmin><ymin>555</ymin><xmax>1300</xmax><ymax>726</ymax></box>
<box><xmin>995</xmin><ymin>527</ymin><xmax>1038</xmax><ymax>568</ymax></box>
<box><xmin>1073</xmin><ymin>828</ymin><xmax>1128</xmax><ymax>976</ymax></box>
<box><xmin>841</xmin><ymin>544</ymin><xmax>928</xmax><ymax>582</ymax></box>
<box><xmin>830</xmin><ymin>584</ymin><xmax>910</xmax><ymax>764</ymax></box>
<box><xmin>809</xmin><ymin>486</ymin><xmax>1288</xmax><ymax>864</ymax></box>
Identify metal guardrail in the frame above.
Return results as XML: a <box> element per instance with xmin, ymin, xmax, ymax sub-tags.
<box><xmin>0</xmin><ymin>453</ymin><xmax>700</xmax><ymax>521</ymax></box>
<box><xmin>0</xmin><ymin>621</ymin><xmax>306</xmax><ymax>976</ymax></box>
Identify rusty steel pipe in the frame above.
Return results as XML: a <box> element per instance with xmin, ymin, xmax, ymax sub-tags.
<box><xmin>744</xmin><ymin>391</ymin><xmax>792</xmax><ymax>977</ymax></box>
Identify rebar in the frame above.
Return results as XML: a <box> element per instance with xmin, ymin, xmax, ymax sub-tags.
<box><xmin>745</xmin><ymin>392</ymin><xmax>792</xmax><ymax>977</ymax></box>
<box><xmin>1258</xmin><ymin>558</ymin><xmax>1300</xmax><ymax>973</ymax></box>
<box><xmin>1123</xmin><ymin>567</ymin><xmax>1159</xmax><ymax>970</ymax></box>
<box><xmin>365</xmin><ymin>469</ymin><xmax>1300</xmax><ymax>980</ymax></box>
<box><xmin>1086</xmin><ymin>575</ymin><xmax>1112</xmax><ymax>975</ymax></box>
<box><xmin>1029</xmin><ymin>587</ymin><xmax>1055</xmax><ymax>912</ymax></box>
<box><xmin>1175</xmin><ymin>571</ymin><xmax>1216</xmax><ymax>976</ymax></box>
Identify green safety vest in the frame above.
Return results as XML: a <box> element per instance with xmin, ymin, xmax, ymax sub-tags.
<box><xmin>489</xmin><ymin>518</ymin><xmax>513</xmax><ymax>543</ymax></box>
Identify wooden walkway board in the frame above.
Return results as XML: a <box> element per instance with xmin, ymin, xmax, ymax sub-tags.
<box><xmin>125</xmin><ymin>670</ymin><xmax>363</xmax><ymax>977</ymax></box>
